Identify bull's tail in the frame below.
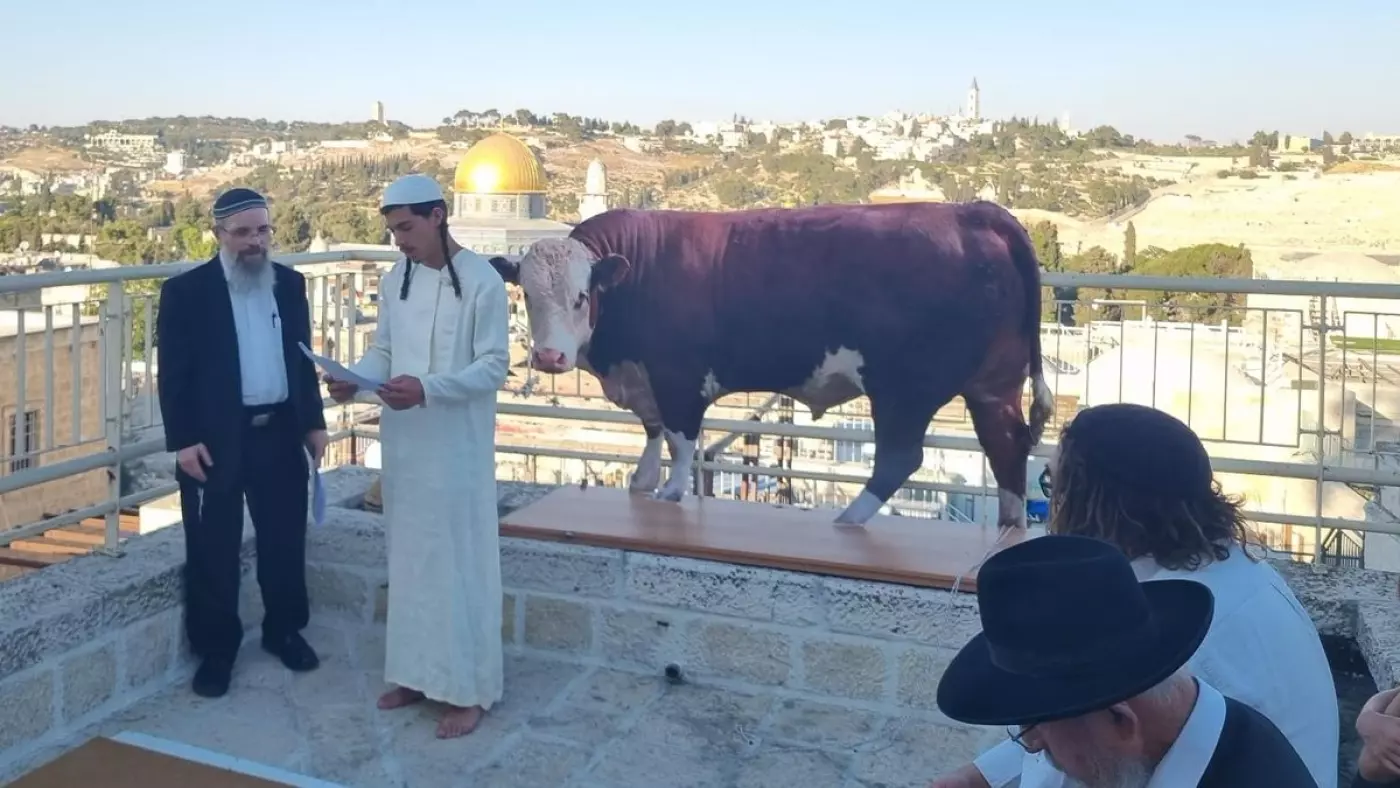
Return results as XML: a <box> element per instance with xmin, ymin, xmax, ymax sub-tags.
<box><xmin>1001</xmin><ymin>213</ymin><xmax>1053</xmax><ymax>446</ymax></box>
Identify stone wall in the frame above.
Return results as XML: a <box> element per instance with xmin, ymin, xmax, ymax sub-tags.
<box><xmin>301</xmin><ymin>469</ymin><xmax>1400</xmax><ymax>725</ymax></box>
<box><xmin>307</xmin><ymin>510</ymin><xmax>986</xmax><ymax>719</ymax></box>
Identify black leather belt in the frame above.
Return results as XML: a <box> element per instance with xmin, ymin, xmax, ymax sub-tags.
<box><xmin>244</xmin><ymin>403</ymin><xmax>285</xmax><ymax>427</ymax></box>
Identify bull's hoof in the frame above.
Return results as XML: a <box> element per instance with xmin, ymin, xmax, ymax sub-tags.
<box><xmin>652</xmin><ymin>484</ymin><xmax>685</xmax><ymax>503</ymax></box>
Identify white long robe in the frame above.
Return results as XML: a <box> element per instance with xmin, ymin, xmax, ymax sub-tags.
<box><xmin>348</xmin><ymin>249</ymin><xmax>510</xmax><ymax>709</ymax></box>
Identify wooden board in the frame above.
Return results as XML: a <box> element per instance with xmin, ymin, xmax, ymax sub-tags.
<box><xmin>7</xmin><ymin>737</ymin><xmax>292</xmax><ymax>788</ymax></box>
<box><xmin>500</xmin><ymin>487</ymin><xmax>1042</xmax><ymax>591</ymax></box>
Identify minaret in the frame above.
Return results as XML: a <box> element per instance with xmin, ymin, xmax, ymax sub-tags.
<box><xmin>578</xmin><ymin>159</ymin><xmax>610</xmax><ymax>221</ymax></box>
<box><xmin>966</xmin><ymin>78</ymin><xmax>981</xmax><ymax>121</ymax></box>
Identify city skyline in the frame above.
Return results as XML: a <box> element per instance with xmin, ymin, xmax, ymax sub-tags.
<box><xmin>5</xmin><ymin>0</ymin><xmax>1398</xmax><ymax>141</ymax></box>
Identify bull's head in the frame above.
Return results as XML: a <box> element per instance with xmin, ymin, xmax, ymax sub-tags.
<box><xmin>490</xmin><ymin>238</ymin><xmax>630</xmax><ymax>374</ymax></box>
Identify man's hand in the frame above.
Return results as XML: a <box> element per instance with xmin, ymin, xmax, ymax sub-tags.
<box><xmin>379</xmin><ymin>375</ymin><xmax>425</xmax><ymax>410</ymax></box>
<box><xmin>325</xmin><ymin>374</ymin><xmax>358</xmax><ymax>403</ymax></box>
<box><xmin>305</xmin><ymin>429</ymin><xmax>329</xmax><ymax>466</ymax></box>
<box><xmin>1358</xmin><ymin>687</ymin><xmax>1400</xmax><ymax>781</ymax></box>
<box><xmin>927</xmin><ymin>764</ymin><xmax>992</xmax><ymax>788</ymax></box>
<box><xmin>177</xmin><ymin>443</ymin><xmax>213</xmax><ymax>483</ymax></box>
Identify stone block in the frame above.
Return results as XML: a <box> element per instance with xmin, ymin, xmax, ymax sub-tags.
<box><xmin>624</xmin><ymin>553</ymin><xmax>823</xmax><ymax>625</ymax></box>
<box><xmin>1271</xmin><ymin>558</ymin><xmax>1394</xmax><ymax>639</ymax></box>
<box><xmin>122</xmin><ymin>614</ymin><xmax>175</xmax><ymax>690</ymax></box>
<box><xmin>800</xmin><ymin>638</ymin><xmax>887</xmax><ymax>701</ymax></box>
<box><xmin>307</xmin><ymin>565</ymin><xmax>372</xmax><ymax>621</ymax></box>
<box><xmin>0</xmin><ymin>669</ymin><xmax>55</xmax><ymax>751</ymax></box>
<box><xmin>318</xmin><ymin>465</ymin><xmax>379</xmax><ymax>508</ymax></box>
<box><xmin>502</xmin><ymin>593</ymin><xmax>517</xmax><ymax>644</ymax></box>
<box><xmin>765</xmin><ymin>697</ymin><xmax>886</xmax><ymax>750</ymax></box>
<box><xmin>856</xmin><ymin>719</ymin><xmax>1001</xmax><ymax>785</ymax></box>
<box><xmin>304</xmin><ymin>510</ymin><xmax>386</xmax><ymax>567</ymax></box>
<box><xmin>501</xmin><ymin>540</ymin><xmax>621</xmax><ymax>598</ymax></box>
<box><xmin>684</xmin><ymin>620</ymin><xmax>791</xmax><ymax>686</ymax></box>
<box><xmin>822</xmin><ymin>577</ymin><xmax>982</xmax><ymax>649</ymax></box>
<box><xmin>471</xmin><ymin>735</ymin><xmax>592</xmax><ymax>787</ymax></box>
<box><xmin>523</xmin><ymin>596</ymin><xmax>594</xmax><ymax>653</ymax></box>
<box><xmin>896</xmin><ymin>645</ymin><xmax>957</xmax><ymax>710</ymax></box>
<box><xmin>0</xmin><ymin>573</ymin><xmax>109</xmax><ymax>681</ymax></box>
<box><xmin>598</xmin><ymin>606</ymin><xmax>682</xmax><ymax>668</ymax></box>
<box><xmin>61</xmin><ymin>641</ymin><xmax>117</xmax><ymax>722</ymax></box>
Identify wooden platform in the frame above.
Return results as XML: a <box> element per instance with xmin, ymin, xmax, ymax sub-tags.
<box><xmin>0</xmin><ymin>512</ymin><xmax>141</xmax><ymax>581</ymax></box>
<box><xmin>500</xmin><ymin>487</ymin><xmax>1042</xmax><ymax>591</ymax></box>
<box><xmin>4</xmin><ymin>734</ymin><xmax>343</xmax><ymax>788</ymax></box>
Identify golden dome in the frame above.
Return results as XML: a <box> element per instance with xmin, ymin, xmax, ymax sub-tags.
<box><xmin>452</xmin><ymin>133</ymin><xmax>547</xmax><ymax>195</ymax></box>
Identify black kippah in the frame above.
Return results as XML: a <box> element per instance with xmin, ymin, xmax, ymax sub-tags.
<box><xmin>1062</xmin><ymin>403</ymin><xmax>1214</xmax><ymax>498</ymax></box>
<box><xmin>212</xmin><ymin>188</ymin><xmax>267</xmax><ymax>220</ymax></box>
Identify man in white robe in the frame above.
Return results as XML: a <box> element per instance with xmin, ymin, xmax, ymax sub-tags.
<box><xmin>327</xmin><ymin>174</ymin><xmax>510</xmax><ymax>739</ymax></box>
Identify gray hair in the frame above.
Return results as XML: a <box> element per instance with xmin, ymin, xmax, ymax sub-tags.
<box><xmin>1134</xmin><ymin>668</ymin><xmax>1195</xmax><ymax>708</ymax></box>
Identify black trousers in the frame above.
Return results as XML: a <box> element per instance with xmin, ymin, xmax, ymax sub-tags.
<box><xmin>179</xmin><ymin>404</ymin><xmax>310</xmax><ymax>661</ymax></box>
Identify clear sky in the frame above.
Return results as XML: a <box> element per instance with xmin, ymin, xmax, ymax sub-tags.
<box><xmin>5</xmin><ymin>0</ymin><xmax>1397</xmax><ymax>143</ymax></box>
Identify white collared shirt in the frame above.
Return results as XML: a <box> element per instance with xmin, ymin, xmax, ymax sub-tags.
<box><xmin>1146</xmin><ymin>677</ymin><xmax>1226</xmax><ymax>787</ymax></box>
<box><xmin>222</xmin><ymin>257</ymin><xmax>288</xmax><ymax>406</ymax></box>
<box><xmin>973</xmin><ymin>543</ymin><xmax>1339</xmax><ymax>788</ymax></box>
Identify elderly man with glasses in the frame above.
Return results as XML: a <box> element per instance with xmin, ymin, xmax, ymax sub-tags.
<box><xmin>157</xmin><ymin>187</ymin><xmax>328</xmax><ymax>699</ymax></box>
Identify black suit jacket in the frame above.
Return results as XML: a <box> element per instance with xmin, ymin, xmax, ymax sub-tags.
<box><xmin>1197</xmin><ymin>696</ymin><xmax>1319</xmax><ymax>786</ymax></box>
<box><xmin>156</xmin><ymin>256</ymin><xmax>326</xmax><ymax>490</ymax></box>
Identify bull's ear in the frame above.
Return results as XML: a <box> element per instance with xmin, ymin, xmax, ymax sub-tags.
<box><xmin>591</xmin><ymin>254</ymin><xmax>631</xmax><ymax>291</ymax></box>
<box><xmin>488</xmin><ymin>256</ymin><xmax>519</xmax><ymax>284</ymax></box>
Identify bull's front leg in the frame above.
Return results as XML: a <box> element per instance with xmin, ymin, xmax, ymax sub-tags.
<box><xmin>655</xmin><ymin>429</ymin><xmax>698</xmax><ymax>502</ymax></box>
<box><xmin>651</xmin><ymin>378</ymin><xmax>708</xmax><ymax>503</ymax></box>
<box><xmin>629</xmin><ymin>424</ymin><xmax>665</xmax><ymax>494</ymax></box>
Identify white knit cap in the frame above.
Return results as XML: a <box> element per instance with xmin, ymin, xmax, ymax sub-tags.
<box><xmin>380</xmin><ymin>174</ymin><xmax>445</xmax><ymax>208</ymax></box>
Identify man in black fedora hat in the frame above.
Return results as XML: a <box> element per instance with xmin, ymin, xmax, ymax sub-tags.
<box><xmin>931</xmin><ymin>534</ymin><xmax>1316</xmax><ymax>787</ymax></box>
<box><xmin>157</xmin><ymin>187</ymin><xmax>327</xmax><ymax>698</ymax></box>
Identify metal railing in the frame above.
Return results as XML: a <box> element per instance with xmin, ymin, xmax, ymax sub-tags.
<box><xmin>2</xmin><ymin>250</ymin><xmax>1400</xmax><ymax>569</ymax></box>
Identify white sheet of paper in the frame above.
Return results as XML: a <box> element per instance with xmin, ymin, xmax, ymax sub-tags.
<box><xmin>298</xmin><ymin>342</ymin><xmax>383</xmax><ymax>391</ymax></box>
<box><xmin>308</xmin><ymin>450</ymin><xmax>326</xmax><ymax>526</ymax></box>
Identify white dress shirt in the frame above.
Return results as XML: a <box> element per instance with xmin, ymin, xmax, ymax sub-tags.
<box><xmin>973</xmin><ymin>542</ymin><xmax>1339</xmax><ymax>788</ymax></box>
<box><xmin>1145</xmin><ymin>677</ymin><xmax>1227</xmax><ymax>787</ymax></box>
<box><xmin>223</xmin><ymin>258</ymin><xmax>288</xmax><ymax>407</ymax></box>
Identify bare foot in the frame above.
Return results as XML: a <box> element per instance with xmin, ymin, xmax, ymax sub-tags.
<box><xmin>436</xmin><ymin>705</ymin><xmax>484</xmax><ymax>739</ymax></box>
<box><xmin>377</xmin><ymin>686</ymin><xmax>425</xmax><ymax>710</ymax></box>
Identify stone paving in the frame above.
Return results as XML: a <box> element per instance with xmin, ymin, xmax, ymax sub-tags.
<box><xmin>93</xmin><ymin>618</ymin><xmax>999</xmax><ymax>788</ymax></box>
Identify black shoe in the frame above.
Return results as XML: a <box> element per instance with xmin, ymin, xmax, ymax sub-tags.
<box><xmin>262</xmin><ymin>632</ymin><xmax>320</xmax><ymax>672</ymax></box>
<box><xmin>192</xmin><ymin>657</ymin><xmax>233</xmax><ymax>698</ymax></box>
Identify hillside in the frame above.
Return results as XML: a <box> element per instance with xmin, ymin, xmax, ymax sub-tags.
<box><xmin>4</xmin><ymin>120</ymin><xmax>1398</xmax><ymax>259</ymax></box>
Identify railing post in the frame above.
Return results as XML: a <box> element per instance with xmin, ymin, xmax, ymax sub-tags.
<box><xmin>1313</xmin><ymin>294</ymin><xmax>1328</xmax><ymax>565</ymax></box>
<box><xmin>692</xmin><ymin>425</ymin><xmax>705</xmax><ymax>497</ymax></box>
<box><xmin>101</xmin><ymin>282</ymin><xmax>126</xmax><ymax>554</ymax></box>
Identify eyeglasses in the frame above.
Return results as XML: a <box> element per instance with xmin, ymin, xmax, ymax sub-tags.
<box><xmin>220</xmin><ymin>224</ymin><xmax>274</xmax><ymax>239</ymax></box>
<box><xmin>1006</xmin><ymin>723</ymin><xmax>1038</xmax><ymax>751</ymax></box>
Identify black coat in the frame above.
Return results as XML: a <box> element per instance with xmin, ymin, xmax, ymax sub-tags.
<box><xmin>156</xmin><ymin>256</ymin><xmax>325</xmax><ymax>490</ymax></box>
<box><xmin>1198</xmin><ymin>696</ymin><xmax>1319</xmax><ymax>787</ymax></box>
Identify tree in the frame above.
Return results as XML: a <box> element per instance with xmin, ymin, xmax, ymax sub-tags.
<box><xmin>1123</xmin><ymin>221</ymin><xmax>1138</xmax><ymax>270</ymax></box>
<box><xmin>1340</xmin><ymin>131</ymin><xmax>1354</xmax><ymax>145</ymax></box>
<box><xmin>1064</xmin><ymin>246</ymin><xmax>1122</xmax><ymax>322</ymax></box>
<box><xmin>273</xmin><ymin>203</ymin><xmax>312</xmax><ymax>252</ymax></box>
<box><xmin>1122</xmin><ymin>243</ymin><xmax>1253</xmax><ymax>323</ymax></box>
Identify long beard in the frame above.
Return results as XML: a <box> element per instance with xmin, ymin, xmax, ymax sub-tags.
<box><xmin>221</xmin><ymin>248</ymin><xmax>273</xmax><ymax>293</ymax></box>
<box><xmin>1054</xmin><ymin>753</ymin><xmax>1153</xmax><ymax>788</ymax></box>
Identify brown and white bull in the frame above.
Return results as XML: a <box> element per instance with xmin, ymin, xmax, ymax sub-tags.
<box><xmin>488</xmin><ymin>201</ymin><xmax>1053</xmax><ymax>528</ymax></box>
